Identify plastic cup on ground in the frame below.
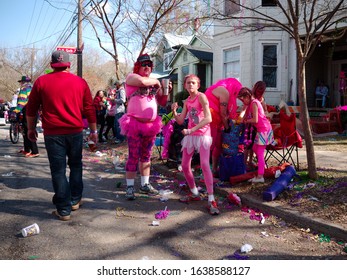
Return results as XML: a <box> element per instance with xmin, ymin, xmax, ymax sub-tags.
<box><xmin>88</xmin><ymin>140</ymin><xmax>97</xmax><ymax>152</ymax></box>
<box><xmin>162</xmin><ymin>79</ymin><xmax>170</xmax><ymax>95</ymax></box>
<box><xmin>22</xmin><ymin>223</ymin><xmax>40</xmax><ymax>237</ymax></box>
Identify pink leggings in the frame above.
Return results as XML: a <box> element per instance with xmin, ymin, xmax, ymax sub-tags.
<box><xmin>253</xmin><ymin>144</ymin><xmax>266</xmax><ymax>176</ymax></box>
<box><xmin>125</xmin><ymin>134</ymin><xmax>155</xmax><ymax>172</ymax></box>
<box><xmin>181</xmin><ymin>145</ymin><xmax>214</xmax><ymax>195</ymax></box>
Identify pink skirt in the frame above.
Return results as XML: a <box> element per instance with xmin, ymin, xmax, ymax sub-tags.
<box><xmin>254</xmin><ymin>130</ymin><xmax>274</xmax><ymax>146</ymax></box>
<box><xmin>181</xmin><ymin>135</ymin><xmax>213</xmax><ymax>154</ymax></box>
<box><xmin>119</xmin><ymin>114</ymin><xmax>162</xmax><ymax>138</ymax></box>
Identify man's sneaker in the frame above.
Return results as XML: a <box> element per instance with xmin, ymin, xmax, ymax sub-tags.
<box><xmin>71</xmin><ymin>200</ymin><xmax>82</xmax><ymax>211</ymax></box>
<box><xmin>125</xmin><ymin>186</ymin><xmax>136</xmax><ymax>200</ymax></box>
<box><xmin>52</xmin><ymin>210</ymin><xmax>71</xmax><ymax>221</ymax></box>
<box><xmin>139</xmin><ymin>183</ymin><xmax>159</xmax><ymax>195</ymax></box>
<box><xmin>208</xmin><ymin>200</ymin><xmax>220</xmax><ymax>215</ymax></box>
<box><xmin>179</xmin><ymin>193</ymin><xmax>201</xmax><ymax>203</ymax></box>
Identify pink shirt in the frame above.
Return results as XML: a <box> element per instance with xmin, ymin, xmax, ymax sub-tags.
<box><xmin>125</xmin><ymin>74</ymin><xmax>158</xmax><ymax>121</ymax></box>
<box><xmin>246</xmin><ymin>99</ymin><xmax>272</xmax><ymax>133</ymax></box>
<box><xmin>185</xmin><ymin>92</ymin><xmax>210</xmax><ymax>136</ymax></box>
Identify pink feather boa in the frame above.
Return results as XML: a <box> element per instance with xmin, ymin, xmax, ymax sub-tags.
<box><xmin>161</xmin><ymin>120</ymin><xmax>174</xmax><ymax>159</ymax></box>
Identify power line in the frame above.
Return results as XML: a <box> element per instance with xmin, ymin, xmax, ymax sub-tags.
<box><xmin>28</xmin><ymin>0</ymin><xmax>45</xmax><ymax>46</ymax></box>
<box><xmin>25</xmin><ymin>0</ymin><xmax>38</xmax><ymax>44</ymax></box>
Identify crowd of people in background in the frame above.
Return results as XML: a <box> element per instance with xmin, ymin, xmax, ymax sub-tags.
<box><xmin>1</xmin><ymin>49</ymin><xmax>278</xmax><ymax>220</ymax></box>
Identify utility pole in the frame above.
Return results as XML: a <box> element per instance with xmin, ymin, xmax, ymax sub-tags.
<box><xmin>77</xmin><ymin>0</ymin><xmax>83</xmax><ymax>77</ymax></box>
<box><xmin>30</xmin><ymin>44</ymin><xmax>35</xmax><ymax>80</ymax></box>
<box><xmin>23</xmin><ymin>46</ymin><xmax>38</xmax><ymax>80</ymax></box>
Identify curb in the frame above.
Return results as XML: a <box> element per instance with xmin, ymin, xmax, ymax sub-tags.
<box><xmin>152</xmin><ymin>163</ymin><xmax>347</xmax><ymax>242</ymax></box>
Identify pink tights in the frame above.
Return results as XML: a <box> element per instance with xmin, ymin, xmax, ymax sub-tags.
<box><xmin>253</xmin><ymin>144</ymin><xmax>266</xmax><ymax>176</ymax></box>
<box><xmin>181</xmin><ymin>145</ymin><xmax>214</xmax><ymax>195</ymax></box>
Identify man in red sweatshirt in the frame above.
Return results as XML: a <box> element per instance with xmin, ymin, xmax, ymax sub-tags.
<box><xmin>26</xmin><ymin>50</ymin><xmax>97</xmax><ymax>221</ymax></box>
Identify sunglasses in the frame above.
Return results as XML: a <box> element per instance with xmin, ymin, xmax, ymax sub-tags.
<box><xmin>141</xmin><ymin>62</ymin><xmax>152</xmax><ymax>67</ymax></box>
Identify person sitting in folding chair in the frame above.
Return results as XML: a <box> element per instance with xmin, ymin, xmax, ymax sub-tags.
<box><xmin>315</xmin><ymin>80</ymin><xmax>329</xmax><ymax>108</ymax></box>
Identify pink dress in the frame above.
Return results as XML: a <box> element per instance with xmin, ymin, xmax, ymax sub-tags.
<box><xmin>246</xmin><ymin>99</ymin><xmax>273</xmax><ymax>145</ymax></box>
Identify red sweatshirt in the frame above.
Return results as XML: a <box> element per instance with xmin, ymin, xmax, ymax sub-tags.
<box><xmin>26</xmin><ymin>71</ymin><xmax>96</xmax><ymax>135</ymax></box>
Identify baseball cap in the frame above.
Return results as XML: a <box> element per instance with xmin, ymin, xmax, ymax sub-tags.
<box><xmin>51</xmin><ymin>50</ymin><xmax>71</xmax><ymax>68</ymax></box>
<box><xmin>137</xmin><ymin>53</ymin><xmax>152</xmax><ymax>63</ymax></box>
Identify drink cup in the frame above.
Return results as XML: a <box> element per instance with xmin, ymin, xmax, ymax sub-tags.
<box><xmin>22</xmin><ymin>223</ymin><xmax>40</xmax><ymax>237</ymax></box>
<box><xmin>88</xmin><ymin>140</ymin><xmax>97</xmax><ymax>152</ymax></box>
<box><xmin>162</xmin><ymin>79</ymin><xmax>170</xmax><ymax>95</ymax></box>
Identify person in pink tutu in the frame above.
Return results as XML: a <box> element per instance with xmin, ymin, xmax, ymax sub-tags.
<box><xmin>205</xmin><ymin>78</ymin><xmax>243</xmax><ymax>178</ymax></box>
<box><xmin>171</xmin><ymin>74</ymin><xmax>219</xmax><ymax>215</ymax></box>
<box><xmin>119</xmin><ymin>54</ymin><xmax>170</xmax><ymax>200</ymax></box>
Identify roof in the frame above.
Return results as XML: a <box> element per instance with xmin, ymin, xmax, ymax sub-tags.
<box><xmin>150</xmin><ymin>69</ymin><xmax>174</xmax><ymax>79</ymax></box>
<box><xmin>185</xmin><ymin>46</ymin><xmax>213</xmax><ymax>62</ymax></box>
<box><xmin>164</xmin><ymin>33</ymin><xmax>194</xmax><ymax>48</ymax></box>
<box><xmin>169</xmin><ymin>45</ymin><xmax>213</xmax><ymax>67</ymax></box>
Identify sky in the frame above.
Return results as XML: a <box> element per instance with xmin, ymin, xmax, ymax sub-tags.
<box><xmin>1</xmin><ymin>0</ymin><xmax>108</xmax><ymax>57</ymax></box>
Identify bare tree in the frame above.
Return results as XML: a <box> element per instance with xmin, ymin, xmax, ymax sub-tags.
<box><xmin>0</xmin><ymin>47</ymin><xmax>41</xmax><ymax>101</ymax></box>
<box><xmin>207</xmin><ymin>0</ymin><xmax>347</xmax><ymax>179</ymax></box>
<box><xmin>85</xmin><ymin>0</ymin><xmax>189</xmax><ymax>79</ymax></box>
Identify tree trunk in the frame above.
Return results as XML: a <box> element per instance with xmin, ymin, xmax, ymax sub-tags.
<box><xmin>297</xmin><ymin>58</ymin><xmax>317</xmax><ymax>179</ymax></box>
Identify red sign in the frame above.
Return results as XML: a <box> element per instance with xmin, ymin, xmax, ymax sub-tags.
<box><xmin>56</xmin><ymin>46</ymin><xmax>77</xmax><ymax>54</ymax></box>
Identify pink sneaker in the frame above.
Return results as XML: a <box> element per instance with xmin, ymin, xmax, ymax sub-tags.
<box><xmin>208</xmin><ymin>200</ymin><xmax>220</xmax><ymax>215</ymax></box>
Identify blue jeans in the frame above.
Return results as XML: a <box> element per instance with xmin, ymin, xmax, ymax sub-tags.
<box><xmin>44</xmin><ymin>132</ymin><xmax>83</xmax><ymax>216</ymax></box>
<box><xmin>114</xmin><ymin>112</ymin><xmax>125</xmax><ymax>141</ymax></box>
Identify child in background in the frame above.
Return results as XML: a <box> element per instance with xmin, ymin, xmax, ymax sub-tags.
<box><xmin>171</xmin><ymin>74</ymin><xmax>219</xmax><ymax>215</ymax></box>
<box><xmin>238</xmin><ymin>87</ymin><xmax>274</xmax><ymax>183</ymax></box>
<box><xmin>243</xmin><ymin>81</ymin><xmax>269</xmax><ymax>170</ymax></box>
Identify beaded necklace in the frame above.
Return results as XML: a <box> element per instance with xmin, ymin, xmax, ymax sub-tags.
<box><xmin>243</xmin><ymin>100</ymin><xmax>255</xmax><ymax>147</ymax></box>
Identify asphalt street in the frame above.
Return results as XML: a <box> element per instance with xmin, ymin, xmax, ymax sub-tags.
<box><xmin>0</xmin><ymin>124</ymin><xmax>346</xmax><ymax>262</ymax></box>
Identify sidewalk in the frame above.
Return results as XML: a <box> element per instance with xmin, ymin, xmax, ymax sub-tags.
<box><xmin>152</xmin><ymin>149</ymin><xmax>347</xmax><ymax>241</ymax></box>
<box><xmin>298</xmin><ymin>149</ymin><xmax>346</xmax><ymax>171</ymax></box>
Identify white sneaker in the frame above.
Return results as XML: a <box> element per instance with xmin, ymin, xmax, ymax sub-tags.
<box><xmin>248</xmin><ymin>177</ymin><xmax>264</xmax><ymax>183</ymax></box>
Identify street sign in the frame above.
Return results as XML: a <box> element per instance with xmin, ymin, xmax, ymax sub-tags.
<box><xmin>56</xmin><ymin>46</ymin><xmax>77</xmax><ymax>54</ymax></box>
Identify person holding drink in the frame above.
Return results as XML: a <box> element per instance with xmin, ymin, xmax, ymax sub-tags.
<box><xmin>119</xmin><ymin>53</ymin><xmax>171</xmax><ymax>200</ymax></box>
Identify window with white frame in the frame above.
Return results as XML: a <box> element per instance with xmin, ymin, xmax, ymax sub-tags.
<box><xmin>163</xmin><ymin>52</ymin><xmax>174</xmax><ymax>71</ymax></box>
<box><xmin>182</xmin><ymin>65</ymin><xmax>189</xmax><ymax>80</ymax></box>
<box><xmin>262</xmin><ymin>44</ymin><xmax>278</xmax><ymax>88</ymax></box>
<box><xmin>224</xmin><ymin>0</ymin><xmax>240</xmax><ymax>15</ymax></box>
<box><xmin>223</xmin><ymin>47</ymin><xmax>240</xmax><ymax>79</ymax></box>
<box><xmin>183</xmin><ymin>51</ymin><xmax>188</xmax><ymax>62</ymax></box>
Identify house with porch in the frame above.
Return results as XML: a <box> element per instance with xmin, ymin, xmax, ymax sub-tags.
<box><xmin>151</xmin><ymin>33</ymin><xmax>213</xmax><ymax>102</ymax></box>
<box><xmin>150</xmin><ymin>1</ymin><xmax>347</xmax><ymax>132</ymax></box>
<box><xmin>211</xmin><ymin>1</ymin><xmax>347</xmax><ymax>108</ymax></box>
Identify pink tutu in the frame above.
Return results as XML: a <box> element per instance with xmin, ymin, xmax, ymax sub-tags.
<box><xmin>181</xmin><ymin>135</ymin><xmax>213</xmax><ymax>154</ymax></box>
<box><xmin>119</xmin><ymin>114</ymin><xmax>162</xmax><ymax>138</ymax></box>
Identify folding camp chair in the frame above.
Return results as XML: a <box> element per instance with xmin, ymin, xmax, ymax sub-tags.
<box><xmin>155</xmin><ymin>132</ymin><xmax>164</xmax><ymax>161</ymax></box>
<box><xmin>265</xmin><ymin>110</ymin><xmax>303</xmax><ymax>170</ymax></box>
